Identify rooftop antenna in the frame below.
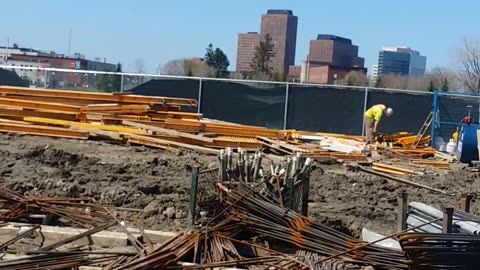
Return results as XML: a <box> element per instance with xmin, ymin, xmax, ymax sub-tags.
<box><xmin>67</xmin><ymin>27</ymin><xmax>72</xmax><ymax>57</ymax></box>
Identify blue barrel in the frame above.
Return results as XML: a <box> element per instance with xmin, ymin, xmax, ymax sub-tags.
<box><xmin>457</xmin><ymin>124</ymin><xmax>480</xmax><ymax>163</ymax></box>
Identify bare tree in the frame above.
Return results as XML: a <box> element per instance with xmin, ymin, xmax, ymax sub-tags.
<box><xmin>456</xmin><ymin>38</ymin><xmax>480</xmax><ymax>92</ymax></box>
<box><xmin>338</xmin><ymin>71</ymin><xmax>368</xmax><ymax>86</ymax></box>
<box><xmin>162</xmin><ymin>59</ymin><xmax>187</xmax><ymax>76</ymax></box>
<box><xmin>379</xmin><ymin>75</ymin><xmax>427</xmax><ymax>91</ymax></box>
<box><xmin>134</xmin><ymin>58</ymin><xmax>146</xmax><ymax>74</ymax></box>
<box><xmin>162</xmin><ymin>59</ymin><xmax>214</xmax><ymax>77</ymax></box>
<box><xmin>426</xmin><ymin>67</ymin><xmax>460</xmax><ymax>92</ymax></box>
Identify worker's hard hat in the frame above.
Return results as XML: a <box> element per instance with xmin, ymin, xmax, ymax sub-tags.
<box><xmin>386</xmin><ymin>108</ymin><xmax>393</xmax><ymax>117</ymax></box>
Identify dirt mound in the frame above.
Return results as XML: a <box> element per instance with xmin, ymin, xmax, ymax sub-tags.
<box><xmin>0</xmin><ymin>134</ymin><xmax>216</xmax><ymax>231</ymax></box>
<box><xmin>1</xmin><ymin>133</ymin><xmax>480</xmax><ymax>235</ymax></box>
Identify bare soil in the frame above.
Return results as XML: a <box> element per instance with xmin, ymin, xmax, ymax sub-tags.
<box><xmin>1</xmin><ymin>133</ymin><xmax>480</xmax><ymax>236</ymax></box>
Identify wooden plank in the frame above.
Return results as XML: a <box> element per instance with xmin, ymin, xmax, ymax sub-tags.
<box><xmin>69</xmin><ymin>126</ymin><xmax>123</xmax><ymax>140</ymax></box>
<box><xmin>127</xmin><ymin>137</ymin><xmax>170</xmax><ymax>150</ymax></box>
<box><xmin>372</xmin><ymin>166</ymin><xmax>406</xmax><ymax>176</ymax></box>
<box><xmin>256</xmin><ymin>136</ymin><xmax>308</xmax><ymax>153</ymax></box>
<box><xmin>0</xmin><ymin>122</ymin><xmax>89</xmax><ymax>139</ymax></box>
<box><xmin>127</xmin><ymin>134</ymin><xmax>220</xmax><ymax>155</ymax></box>
<box><xmin>0</xmin><ymin>85</ymin><xmax>197</xmax><ymax>107</ymax></box>
<box><xmin>122</xmin><ymin>120</ymin><xmax>214</xmax><ymax>143</ymax></box>
<box><xmin>372</xmin><ymin>162</ymin><xmax>416</xmax><ymax>175</ymax></box>
<box><xmin>0</xmin><ymin>97</ymin><xmax>81</xmax><ymax>113</ymax></box>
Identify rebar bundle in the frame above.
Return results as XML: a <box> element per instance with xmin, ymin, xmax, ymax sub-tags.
<box><xmin>399</xmin><ymin>233</ymin><xmax>480</xmax><ymax>269</ymax></box>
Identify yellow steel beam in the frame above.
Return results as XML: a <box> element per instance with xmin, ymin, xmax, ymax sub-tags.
<box><xmin>0</xmin><ymin>86</ymin><xmax>197</xmax><ymax>107</ymax></box>
<box><xmin>0</xmin><ymin>122</ymin><xmax>89</xmax><ymax>139</ymax></box>
<box><xmin>23</xmin><ymin>117</ymin><xmax>146</xmax><ymax>135</ymax></box>
<box><xmin>0</xmin><ymin>97</ymin><xmax>81</xmax><ymax>112</ymax></box>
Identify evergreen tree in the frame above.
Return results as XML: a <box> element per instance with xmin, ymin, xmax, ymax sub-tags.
<box><xmin>250</xmin><ymin>34</ymin><xmax>275</xmax><ymax>75</ymax></box>
<box><xmin>204</xmin><ymin>44</ymin><xmax>230</xmax><ymax>78</ymax></box>
<box><xmin>374</xmin><ymin>76</ymin><xmax>382</xmax><ymax>88</ymax></box>
<box><xmin>96</xmin><ymin>63</ymin><xmax>122</xmax><ymax>92</ymax></box>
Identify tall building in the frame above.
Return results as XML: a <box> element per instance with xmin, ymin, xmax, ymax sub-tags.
<box><xmin>308</xmin><ymin>35</ymin><xmax>364</xmax><ymax>68</ymax></box>
<box><xmin>377</xmin><ymin>47</ymin><xmax>427</xmax><ymax>77</ymax></box>
<box><xmin>260</xmin><ymin>9</ymin><xmax>298</xmax><ymax>74</ymax></box>
<box><xmin>236</xmin><ymin>32</ymin><xmax>261</xmax><ymax>72</ymax></box>
<box><xmin>300</xmin><ymin>34</ymin><xmax>366</xmax><ymax>84</ymax></box>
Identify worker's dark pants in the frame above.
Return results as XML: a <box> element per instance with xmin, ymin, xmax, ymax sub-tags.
<box><xmin>365</xmin><ymin>117</ymin><xmax>374</xmax><ymax>143</ymax></box>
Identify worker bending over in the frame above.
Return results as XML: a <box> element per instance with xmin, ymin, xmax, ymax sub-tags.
<box><xmin>364</xmin><ymin>104</ymin><xmax>393</xmax><ymax>144</ymax></box>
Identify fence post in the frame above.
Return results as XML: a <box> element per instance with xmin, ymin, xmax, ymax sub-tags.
<box><xmin>197</xmin><ymin>78</ymin><xmax>203</xmax><ymax>114</ymax></box>
<box><xmin>44</xmin><ymin>71</ymin><xmax>48</xmax><ymax>88</ymax></box>
<box><xmin>283</xmin><ymin>83</ymin><xmax>290</xmax><ymax>130</ymax></box>
<box><xmin>120</xmin><ymin>74</ymin><xmax>124</xmax><ymax>92</ymax></box>
<box><xmin>187</xmin><ymin>167</ymin><xmax>199</xmax><ymax>230</ymax></box>
<box><xmin>361</xmin><ymin>87</ymin><xmax>369</xmax><ymax>136</ymax></box>
<box><xmin>431</xmin><ymin>90</ymin><xmax>439</xmax><ymax>147</ymax></box>
<box><xmin>442</xmin><ymin>207</ymin><xmax>454</xmax><ymax>234</ymax></box>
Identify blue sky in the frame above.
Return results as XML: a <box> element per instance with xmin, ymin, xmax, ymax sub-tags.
<box><xmin>1</xmin><ymin>0</ymin><xmax>478</xmax><ymax>73</ymax></box>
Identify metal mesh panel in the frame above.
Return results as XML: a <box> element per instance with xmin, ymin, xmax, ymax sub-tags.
<box><xmin>435</xmin><ymin>93</ymin><xmax>480</xmax><ymax>142</ymax></box>
<box><xmin>287</xmin><ymin>85</ymin><xmax>365</xmax><ymax>134</ymax></box>
<box><xmin>367</xmin><ymin>89</ymin><xmax>433</xmax><ymax>134</ymax></box>
<box><xmin>201</xmin><ymin>80</ymin><xmax>286</xmax><ymax>129</ymax></box>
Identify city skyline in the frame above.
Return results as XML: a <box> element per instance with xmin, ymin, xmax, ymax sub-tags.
<box><xmin>0</xmin><ymin>0</ymin><xmax>478</xmax><ymax>73</ymax></box>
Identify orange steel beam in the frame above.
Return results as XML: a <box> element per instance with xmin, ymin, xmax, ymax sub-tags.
<box><xmin>0</xmin><ymin>108</ymin><xmax>78</xmax><ymax>121</ymax></box>
<box><xmin>0</xmin><ymin>97</ymin><xmax>81</xmax><ymax>113</ymax></box>
<box><xmin>148</xmin><ymin>111</ymin><xmax>202</xmax><ymax>120</ymax></box>
<box><xmin>151</xmin><ymin>135</ymin><xmax>261</xmax><ymax>149</ymax></box>
<box><xmin>0</xmin><ymin>122</ymin><xmax>89</xmax><ymax>139</ymax></box>
<box><xmin>80</xmin><ymin>104</ymin><xmax>150</xmax><ymax>112</ymax></box>
<box><xmin>141</xmin><ymin>119</ymin><xmax>286</xmax><ymax>139</ymax></box>
<box><xmin>0</xmin><ymin>86</ymin><xmax>197</xmax><ymax>107</ymax></box>
<box><xmin>2</xmin><ymin>95</ymin><xmax>108</xmax><ymax>105</ymax></box>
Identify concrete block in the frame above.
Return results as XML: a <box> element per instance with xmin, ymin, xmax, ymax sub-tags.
<box><xmin>125</xmin><ymin>227</ymin><xmax>178</xmax><ymax>244</ymax></box>
<box><xmin>0</xmin><ymin>222</ymin><xmax>137</xmax><ymax>248</ymax></box>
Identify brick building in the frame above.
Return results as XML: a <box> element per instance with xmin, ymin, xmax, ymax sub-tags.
<box><xmin>236</xmin><ymin>10</ymin><xmax>298</xmax><ymax>74</ymax></box>
<box><xmin>301</xmin><ymin>34</ymin><xmax>366</xmax><ymax>84</ymax></box>
<box><xmin>260</xmin><ymin>10</ymin><xmax>298</xmax><ymax>74</ymax></box>
<box><xmin>236</xmin><ymin>32</ymin><xmax>261</xmax><ymax>72</ymax></box>
<box><xmin>308</xmin><ymin>35</ymin><xmax>364</xmax><ymax>67</ymax></box>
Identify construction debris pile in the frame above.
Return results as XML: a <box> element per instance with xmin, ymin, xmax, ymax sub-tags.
<box><xmin>0</xmin><ymin>86</ymin><xmax>454</xmax><ymax>175</ymax></box>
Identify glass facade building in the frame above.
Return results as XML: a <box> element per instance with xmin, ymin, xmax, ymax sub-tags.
<box><xmin>377</xmin><ymin>47</ymin><xmax>426</xmax><ymax>77</ymax></box>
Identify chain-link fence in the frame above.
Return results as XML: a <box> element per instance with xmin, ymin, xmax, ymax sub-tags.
<box><xmin>433</xmin><ymin>91</ymin><xmax>480</xmax><ymax>147</ymax></box>
<box><xmin>4</xmin><ymin>65</ymin><xmax>478</xmax><ymax>141</ymax></box>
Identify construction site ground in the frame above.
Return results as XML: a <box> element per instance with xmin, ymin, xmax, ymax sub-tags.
<box><xmin>1</xmin><ymin>133</ymin><xmax>478</xmax><ymax>236</ymax></box>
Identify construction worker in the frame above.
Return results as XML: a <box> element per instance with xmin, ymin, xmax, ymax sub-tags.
<box><xmin>364</xmin><ymin>104</ymin><xmax>393</xmax><ymax>144</ymax></box>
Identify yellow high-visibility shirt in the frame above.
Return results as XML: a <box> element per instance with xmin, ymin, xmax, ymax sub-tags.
<box><xmin>365</xmin><ymin>104</ymin><xmax>386</xmax><ymax>122</ymax></box>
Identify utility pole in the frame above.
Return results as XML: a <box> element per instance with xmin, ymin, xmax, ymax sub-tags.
<box><xmin>68</xmin><ymin>27</ymin><xmax>72</xmax><ymax>57</ymax></box>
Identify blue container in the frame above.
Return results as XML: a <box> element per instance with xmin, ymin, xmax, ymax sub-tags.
<box><xmin>457</xmin><ymin>124</ymin><xmax>480</xmax><ymax>163</ymax></box>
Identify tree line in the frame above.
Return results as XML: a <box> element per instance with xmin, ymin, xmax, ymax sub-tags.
<box><xmin>154</xmin><ymin>36</ymin><xmax>480</xmax><ymax>93</ymax></box>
